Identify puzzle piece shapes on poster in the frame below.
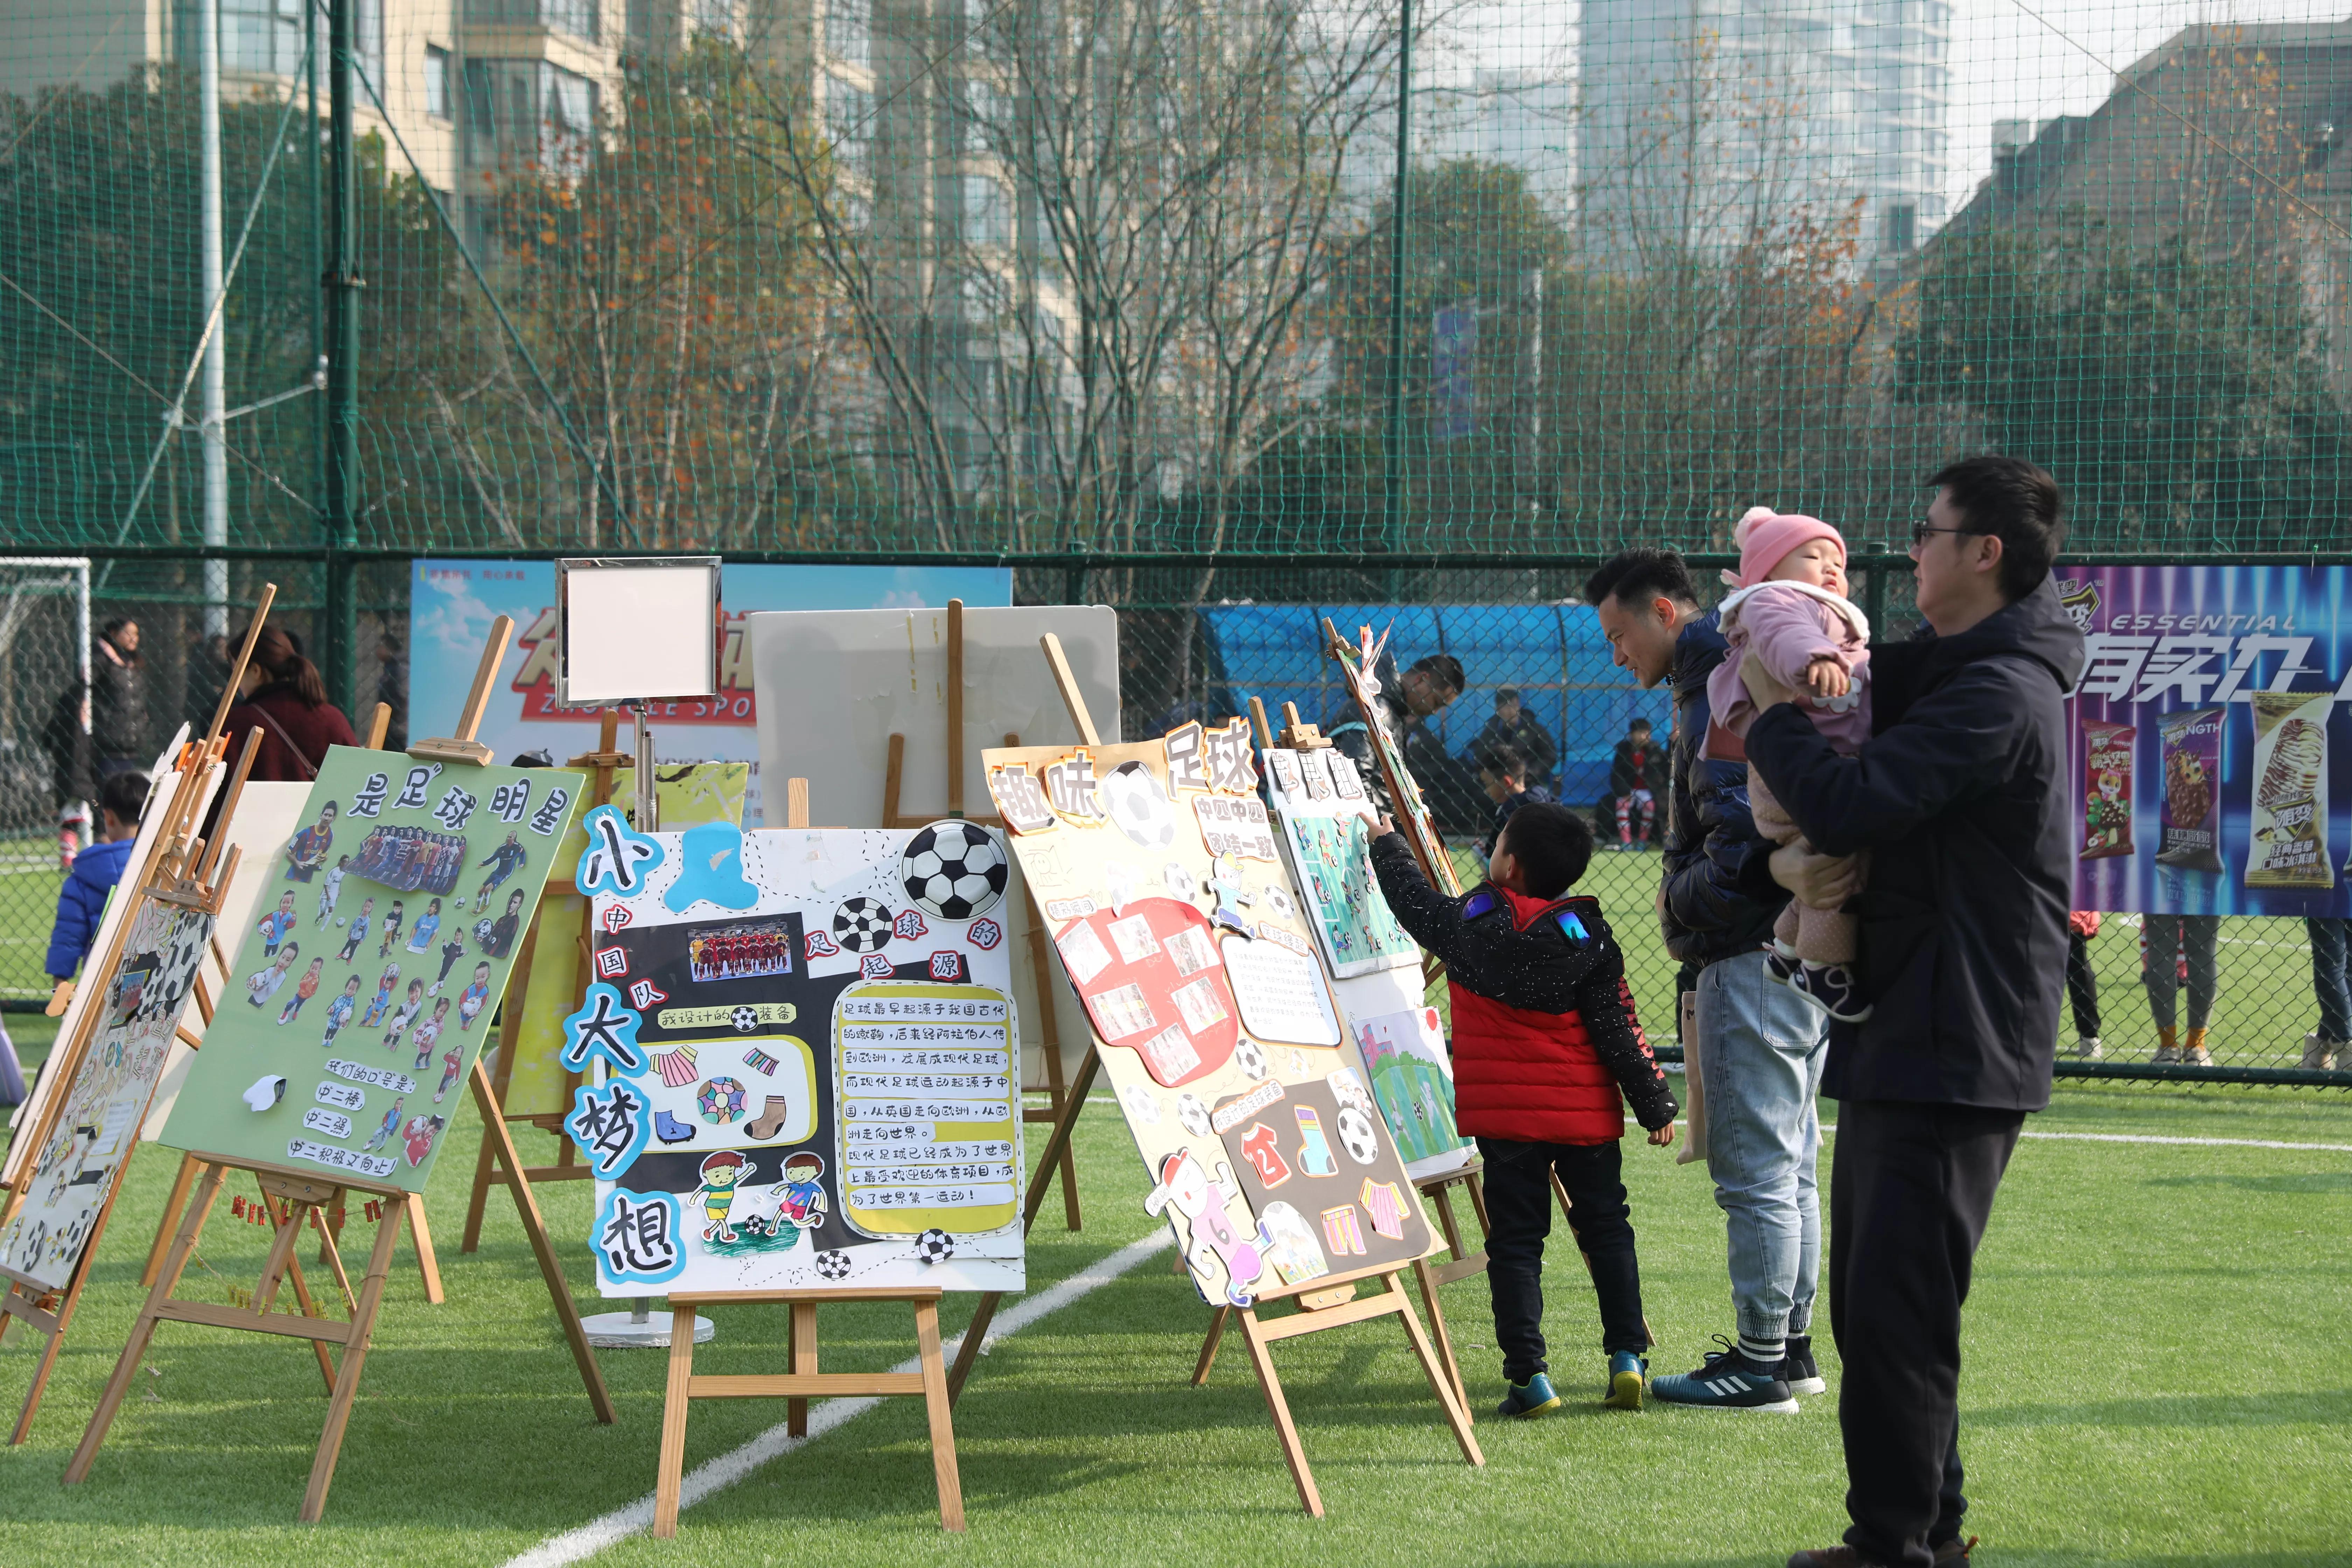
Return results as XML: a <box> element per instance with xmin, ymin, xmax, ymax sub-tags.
<box><xmin>1144</xmin><ymin>1148</ymin><xmax>1264</xmax><ymax>1307</ymax></box>
<box><xmin>577</xmin><ymin>805</ymin><xmax>665</xmax><ymax>898</ymax></box>
<box><xmin>665</xmin><ymin>820</ymin><xmax>759</xmax><ymax>912</ymax></box>
<box><xmin>560</xmin><ymin>983</ymin><xmax>648</xmax><ymax>1076</ymax></box>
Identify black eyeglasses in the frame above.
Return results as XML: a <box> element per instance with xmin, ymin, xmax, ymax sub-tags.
<box><xmin>1910</xmin><ymin>519</ymin><xmax>1974</xmax><ymax>546</ymax></box>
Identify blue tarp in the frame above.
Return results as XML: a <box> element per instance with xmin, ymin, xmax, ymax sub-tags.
<box><xmin>1199</xmin><ymin>604</ymin><xmax>1673</xmax><ymax>807</ymax></box>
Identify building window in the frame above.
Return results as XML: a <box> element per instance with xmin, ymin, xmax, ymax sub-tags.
<box><xmin>463</xmin><ymin>58</ymin><xmax>597</xmax><ymax>176</ymax></box>
<box><xmin>826</xmin><ymin>0</ymin><xmax>870</xmax><ymax>71</ymax></box>
<box><xmin>184</xmin><ymin>0</ymin><xmax>379</xmax><ymax>88</ymax></box>
<box><xmin>473</xmin><ymin>0</ymin><xmax>599</xmax><ymax>43</ymax></box>
<box><xmin>425</xmin><ymin>46</ymin><xmax>450</xmax><ymax>119</ymax></box>
<box><xmin>1881</xmin><ymin>203</ymin><xmax>1916</xmax><ymax>254</ymax></box>
<box><xmin>963</xmin><ymin>173</ymin><xmax>1011</xmax><ymax>246</ymax></box>
<box><xmin>825</xmin><ymin>75</ymin><xmax>872</xmax><ymax>172</ymax></box>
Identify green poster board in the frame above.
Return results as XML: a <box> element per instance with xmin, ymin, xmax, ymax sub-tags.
<box><xmin>161</xmin><ymin>746</ymin><xmax>584</xmax><ymax>1191</ymax></box>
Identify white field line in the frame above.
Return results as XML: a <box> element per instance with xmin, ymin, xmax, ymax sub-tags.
<box><xmin>499</xmin><ymin>1228</ymin><xmax>1174</xmax><ymax>1568</ymax></box>
<box><xmin>1636</xmin><ymin>1116</ymin><xmax>2351</xmax><ymax>1154</ymax></box>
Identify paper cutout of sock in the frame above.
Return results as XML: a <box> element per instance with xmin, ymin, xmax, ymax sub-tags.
<box><xmin>665</xmin><ymin>820</ymin><xmax>760</xmax><ymax>913</ymax></box>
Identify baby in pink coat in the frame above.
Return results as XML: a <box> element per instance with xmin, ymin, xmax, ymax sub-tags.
<box><xmin>1703</xmin><ymin>506</ymin><xmax>1873</xmax><ymax>1021</ymax></box>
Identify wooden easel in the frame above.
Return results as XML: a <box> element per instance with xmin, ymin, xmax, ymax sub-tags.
<box><xmin>0</xmin><ymin>591</ymin><xmax>278</xmax><ymax>1440</ymax></box>
<box><xmin>653</xmin><ymin>1284</ymin><xmax>965</xmax><ymax>1535</ymax></box>
<box><xmin>62</xmin><ymin>616</ymin><xmax>616</xmax><ymax>1520</ymax></box>
<box><xmin>877</xmin><ymin>598</ymin><xmax>1085</xmax><ymax>1232</ymax></box>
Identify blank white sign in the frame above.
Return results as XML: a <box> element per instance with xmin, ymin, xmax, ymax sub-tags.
<box><xmin>561</xmin><ymin>560</ymin><xmax>720</xmax><ymax>704</ymax></box>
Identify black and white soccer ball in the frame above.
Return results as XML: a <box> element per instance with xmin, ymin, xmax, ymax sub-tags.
<box><xmin>1336</xmin><ymin>1106</ymin><xmax>1381</xmax><ymax>1166</ymax></box>
<box><xmin>902</xmin><ymin>822</ymin><xmax>1009</xmax><ymax>921</ymax></box>
<box><xmin>1265</xmin><ymin>887</ymin><xmax>1297</xmax><ymax>922</ymax></box>
<box><xmin>833</xmin><ymin>897</ymin><xmax>893</xmax><ymax>953</ymax></box>
<box><xmin>1162</xmin><ymin>863</ymin><xmax>1198</xmax><ymax>903</ymax></box>
<box><xmin>1102</xmin><ymin>760</ymin><xmax>1176</xmax><ymax>850</ymax></box>
<box><xmin>1175</xmin><ymin>1093</ymin><xmax>1212</xmax><ymax>1139</ymax></box>
<box><xmin>729</xmin><ymin>1005</ymin><xmax>760</xmax><ymax>1033</ymax></box>
<box><xmin>815</xmin><ymin>1249</ymin><xmax>854</xmax><ymax>1281</ymax></box>
<box><xmin>913</xmin><ymin>1228</ymin><xmax>956</xmax><ymax>1265</ymax></box>
<box><xmin>1233</xmin><ymin>1036</ymin><xmax>1268</xmax><ymax>1080</ymax></box>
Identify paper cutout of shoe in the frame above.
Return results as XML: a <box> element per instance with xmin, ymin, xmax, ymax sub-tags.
<box><xmin>242</xmin><ymin>1074</ymin><xmax>287</xmax><ymax>1112</ymax></box>
<box><xmin>746</xmin><ymin>1096</ymin><xmax>794</xmax><ymax>1141</ymax></box>
<box><xmin>654</xmin><ymin>1110</ymin><xmax>695</xmax><ymax>1144</ymax></box>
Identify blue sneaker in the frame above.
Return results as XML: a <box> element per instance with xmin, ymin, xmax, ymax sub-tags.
<box><xmin>1603</xmin><ymin>1350</ymin><xmax>1647</xmax><ymax>1410</ymax></box>
<box><xmin>1650</xmin><ymin>1336</ymin><xmax>1800</xmax><ymax>1412</ymax></box>
<box><xmin>1497</xmin><ymin>1371</ymin><xmax>1564</xmax><ymax>1419</ymax></box>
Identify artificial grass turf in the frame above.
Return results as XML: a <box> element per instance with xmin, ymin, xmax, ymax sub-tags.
<box><xmin>0</xmin><ymin>1074</ymin><xmax>2344</xmax><ymax>1567</ymax></box>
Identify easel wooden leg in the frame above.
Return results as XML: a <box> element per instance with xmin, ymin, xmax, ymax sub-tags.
<box><xmin>8</xmin><ymin>1280</ymin><xmax>74</xmax><ymax>1445</ymax></box>
<box><xmin>1041</xmin><ymin>1041</ymin><xmax>1080</xmax><ymax>1232</ymax></box>
<box><xmin>1386</xmin><ymin>1272</ymin><xmax>1484</xmax><ymax>1465</ymax></box>
<box><xmin>406</xmin><ymin>1196</ymin><xmax>443</xmax><ymax>1304</ymax></box>
<box><xmin>65</xmin><ymin>1163</ymin><xmax>225</xmax><ymax>1485</ymax></box>
<box><xmin>653</xmin><ymin>1305</ymin><xmax>697</xmax><ymax>1540</ymax></box>
<box><xmin>947</xmin><ymin>1045</ymin><xmax>1102</xmax><ymax>1405</ymax></box>
<box><xmin>1192</xmin><ymin>1304</ymin><xmax>1230</xmax><ymax>1385</ymax></box>
<box><xmin>913</xmin><ymin>1298</ymin><xmax>967</xmax><ymax>1532</ymax></box>
<box><xmin>1237</xmin><ymin>1307</ymin><xmax>1323</xmax><ymax>1517</ymax></box>
<box><xmin>788</xmin><ymin>1301</ymin><xmax>815</xmax><ymax>1437</ymax></box>
<box><xmin>470</xmin><ymin>1059</ymin><xmax>616</xmax><ymax>1422</ymax></box>
<box><xmin>1410</xmin><ymin>1255</ymin><xmax>1470</xmax><ymax>1417</ymax></box>
<box><xmin>300</xmin><ymin>1199</ymin><xmax>405</xmax><ymax>1522</ymax></box>
<box><xmin>141</xmin><ymin>1152</ymin><xmax>203</xmax><ymax>1287</ymax></box>
<box><xmin>258</xmin><ymin>1189</ymin><xmax>339</xmax><ymax>1394</ymax></box>
<box><xmin>460</xmin><ymin>1127</ymin><xmax>501</xmax><ymax>1253</ymax></box>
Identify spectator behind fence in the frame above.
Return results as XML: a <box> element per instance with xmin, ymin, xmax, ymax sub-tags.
<box><xmin>376</xmin><ymin>632</ymin><xmax>409</xmax><ymax>750</ymax></box>
<box><xmin>1470</xmin><ymin>685</ymin><xmax>1558</xmax><ymax>791</ymax></box>
<box><xmin>1474</xmin><ymin>743</ymin><xmax>1552</xmax><ymax>856</ymax></box>
<box><xmin>2066</xmin><ymin>911</ymin><xmax>2104</xmax><ymax>1061</ymax></box>
<box><xmin>1604</xmin><ymin>717</ymin><xmax>1669</xmax><ymax>850</ymax></box>
<box><xmin>90</xmin><ymin>617</ymin><xmax>147</xmax><ymax>778</ymax></box>
<box><xmin>1586</xmin><ymin>547</ymin><xmax>1826</xmax><ymax>1416</ymax></box>
<box><xmin>2306</xmin><ymin>916</ymin><xmax>2348</xmax><ymax>1071</ymax></box>
<box><xmin>1745</xmin><ymin>454</ymin><xmax>2082</xmax><ymax>1568</ymax></box>
<box><xmin>2141</xmin><ymin>912</ymin><xmax>2219</xmax><ymax>1066</ymax></box>
<box><xmin>1324</xmin><ymin>648</ymin><xmax>1465</xmax><ymax>820</ymax></box>
<box><xmin>223</xmin><ymin>626</ymin><xmax>359</xmax><ymax>782</ymax></box>
<box><xmin>45</xmin><ymin>769</ymin><xmax>152</xmax><ymax>983</ymax></box>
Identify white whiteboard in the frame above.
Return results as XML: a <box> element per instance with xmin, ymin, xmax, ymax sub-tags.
<box><xmin>559</xmin><ymin>558</ymin><xmax>721</xmax><ymax>705</ymax></box>
<box><xmin>747</xmin><ymin>606</ymin><xmax>1120</xmax><ymax>1084</ymax></box>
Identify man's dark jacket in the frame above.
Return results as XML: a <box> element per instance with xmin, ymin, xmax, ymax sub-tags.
<box><xmin>1745</xmin><ymin>581</ymin><xmax>2087</xmax><ymax>1110</ymax></box>
<box><xmin>1660</xmin><ymin>611</ymin><xmax>1786</xmax><ymax>965</ymax></box>
<box><xmin>89</xmin><ymin>639</ymin><xmax>145</xmax><ymax>759</ymax></box>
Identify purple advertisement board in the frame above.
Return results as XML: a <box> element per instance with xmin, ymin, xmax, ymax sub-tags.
<box><xmin>2063</xmin><ymin>564</ymin><xmax>2352</xmax><ymax>916</ymax></box>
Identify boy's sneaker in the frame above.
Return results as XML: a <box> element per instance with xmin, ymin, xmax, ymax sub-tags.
<box><xmin>1780</xmin><ymin>1334</ymin><xmax>1826</xmax><ymax>1395</ymax></box>
<box><xmin>1603</xmin><ymin>1350</ymin><xmax>1647</xmax><ymax>1410</ymax></box>
<box><xmin>1650</xmin><ymin>1336</ymin><xmax>1799</xmax><ymax>1412</ymax></box>
<box><xmin>2304</xmin><ymin>1032</ymin><xmax>2341</xmax><ymax>1071</ymax></box>
<box><xmin>1497</xmin><ymin>1371</ymin><xmax>1564</xmax><ymax>1419</ymax></box>
<box><xmin>2076</xmin><ymin>1034</ymin><xmax>2103</xmax><ymax>1060</ymax></box>
<box><xmin>1792</xmin><ymin>960</ymin><xmax>1874</xmax><ymax>1023</ymax></box>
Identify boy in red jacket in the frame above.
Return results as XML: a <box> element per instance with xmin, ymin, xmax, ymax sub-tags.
<box><xmin>1370</xmin><ymin>801</ymin><xmax>1679</xmax><ymax>1416</ymax></box>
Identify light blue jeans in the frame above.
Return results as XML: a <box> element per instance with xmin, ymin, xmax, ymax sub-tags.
<box><xmin>1693</xmin><ymin>947</ymin><xmax>1829</xmax><ymax>1343</ymax></box>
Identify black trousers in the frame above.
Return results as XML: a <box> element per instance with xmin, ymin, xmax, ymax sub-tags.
<box><xmin>2064</xmin><ymin>930</ymin><xmax>2101</xmax><ymax>1039</ymax></box>
<box><xmin>1476</xmin><ymin>1136</ymin><xmax>1647</xmax><ymax>1380</ymax></box>
<box><xmin>1830</xmin><ymin>1100</ymin><xmax>2024</xmax><ymax>1568</ymax></box>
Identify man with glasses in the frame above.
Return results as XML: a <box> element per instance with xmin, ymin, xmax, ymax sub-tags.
<box><xmin>1747</xmin><ymin>457</ymin><xmax>2085</xmax><ymax>1568</ymax></box>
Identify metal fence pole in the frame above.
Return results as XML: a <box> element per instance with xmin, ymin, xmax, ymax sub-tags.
<box><xmin>1380</xmin><ymin>0</ymin><xmax>1413</xmax><ymax>601</ymax></box>
<box><xmin>322</xmin><ymin>0</ymin><xmax>361</xmax><ymax>714</ymax></box>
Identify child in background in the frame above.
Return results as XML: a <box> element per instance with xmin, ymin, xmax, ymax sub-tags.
<box><xmin>321</xmin><ymin>974</ymin><xmax>364</xmax><ymax>1048</ymax></box>
<box><xmin>278</xmin><ymin>957</ymin><xmax>325</xmax><ymax>1023</ymax></box>
<box><xmin>1606</xmin><ymin>718</ymin><xmax>1668</xmax><ymax>850</ymax></box>
<box><xmin>1474</xmin><ymin>743</ymin><xmax>1552</xmax><ymax>859</ymax></box>
<box><xmin>43</xmin><ymin>770</ymin><xmax>151</xmax><ymax>986</ymax></box>
<box><xmin>2067</xmin><ymin>911</ymin><xmax>2103</xmax><ymax>1061</ymax></box>
<box><xmin>316</xmin><ymin>854</ymin><xmax>349</xmax><ymax>926</ymax></box>
<box><xmin>1704</xmin><ymin>507</ymin><xmax>1874</xmax><ymax>1022</ymax></box>
<box><xmin>377</xmin><ymin>898</ymin><xmax>406</xmax><ymax>959</ymax></box>
<box><xmin>1369</xmin><ymin>801</ymin><xmax>1679</xmax><ymax>1417</ymax></box>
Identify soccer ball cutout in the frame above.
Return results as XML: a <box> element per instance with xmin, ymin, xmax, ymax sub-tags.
<box><xmin>833</xmin><ymin>897</ymin><xmax>893</xmax><ymax>953</ymax></box>
<box><xmin>913</xmin><ymin>1228</ymin><xmax>955</xmax><ymax>1265</ymax></box>
<box><xmin>698</xmin><ymin>1077</ymin><xmax>749</xmax><ymax>1124</ymax></box>
<box><xmin>1233</xmin><ymin>1035</ymin><xmax>1268</xmax><ymax>1080</ymax></box>
<box><xmin>1162</xmin><ymin>863</ymin><xmax>1198</xmax><ymax>903</ymax></box>
<box><xmin>901</xmin><ymin>821</ymin><xmax>1009</xmax><ymax>921</ymax></box>
<box><xmin>1103</xmin><ymin>760</ymin><xmax>1177</xmax><ymax>849</ymax></box>
<box><xmin>1336</xmin><ymin>1106</ymin><xmax>1380</xmax><ymax>1166</ymax></box>
<box><xmin>729</xmin><ymin>1005</ymin><xmax>760</xmax><ymax>1033</ymax></box>
<box><xmin>1175</xmin><ymin>1093</ymin><xmax>1212</xmax><ymax>1139</ymax></box>
<box><xmin>1266</xmin><ymin>887</ymin><xmax>1297</xmax><ymax>921</ymax></box>
<box><xmin>815</xmin><ymin>1250</ymin><xmax>854</xmax><ymax>1281</ymax></box>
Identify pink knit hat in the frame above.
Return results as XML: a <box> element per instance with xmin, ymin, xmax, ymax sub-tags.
<box><xmin>1722</xmin><ymin>506</ymin><xmax>1847</xmax><ymax>589</ymax></box>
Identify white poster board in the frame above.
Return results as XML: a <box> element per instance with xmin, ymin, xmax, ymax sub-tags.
<box><xmin>558</xmin><ymin>556</ymin><xmax>722</xmax><ymax>706</ymax></box>
<box><xmin>747</xmin><ymin>606</ymin><xmax>1120</xmax><ymax>1088</ymax></box>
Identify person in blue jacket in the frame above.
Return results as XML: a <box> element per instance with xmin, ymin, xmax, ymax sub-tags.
<box><xmin>44</xmin><ymin>770</ymin><xmax>152</xmax><ymax>984</ymax></box>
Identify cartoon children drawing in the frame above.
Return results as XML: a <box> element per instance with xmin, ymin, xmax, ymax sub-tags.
<box><xmin>430</xmin><ymin>937</ymin><xmax>467</xmax><ymax>997</ymax></box>
<box><xmin>360</xmin><ymin>1096</ymin><xmax>405</xmax><ymax>1153</ymax></box>
<box><xmin>434</xmin><ymin>1039</ymin><xmax>463</xmax><ymax>1102</ymax></box>
<box><xmin>278</xmin><ymin>957</ymin><xmax>326</xmax><ymax>1023</ymax></box>
<box><xmin>690</xmin><ymin>1150</ymin><xmax>749</xmax><ymax>1243</ymax></box>
<box><xmin>377</xmin><ymin>898</ymin><xmax>406</xmax><ymax>959</ymax></box>
<box><xmin>285</xmin><ymin>800</ymin><xmax>338</xmax><ymax>883</ymax></box>
<box><xmin>258</xmin><ymin>890</ymin><xmax>299</xmax><ymax>957</ymax></box>
<box><xmin>477</xmin><ymin>832</ymin><xmax>529</xmax><ymax>901</ymax></box>
<box><xmin>360</xmin><ymin>964</ymin><xmax>400</xmax><ymax>1029</ymax></box>
<box><xmin>337</xmin><ymin>897</ymin><xmax>374</xmax><ymax>962</ymax></box>
<box><xmin>406</xmin><ymin>895</ymin><xmax>442</xmax><ymax>954</ymax></box>
<box><xmin>384</xmin><ymin>977</ymin><xmax>426</xmax><ymax>1056</ymax></box>
<box><xmin>245</xmin><ymin>944</ymin><xmax>300</xmax><ymax>1008</ymax></box>
<box><xmin>316</xmin><ymin>854</ymin><xmax>350</xmax><ymax>926</ymax></box>
<box><xmin>767</xmin><ymin>1152</ymin><xmax>829</xmax><ymax>1235</ymax></box>
<box><xmin>321</xmin><ymin>974</ymin><xmax>364</xmax><ymax>1046</ymax></box>
<box><xmin>400</xmin><ymin>1114</ymin><xmax>446</xmax><ymax>1168</ymax></box>
<box><xmin>456</xmin><ymin>962</ymin><xmax>493</xmax><ymax>1030</ymax></box>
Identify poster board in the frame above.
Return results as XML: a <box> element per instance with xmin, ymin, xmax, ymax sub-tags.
<box><xmin>566</xmin><ymin>808</ymin><xmax>1023</xmax><ymax>1295</ymax></box>
<box><xmin>746</xmin><ymin>605</ymin><xmax>1119</xmax><ymax>1088</ymax></box>
<box><xmin>982</xmin><ymin>724</ymin><xmax>1438</xmax><ymax>1308</ymax></box>
<box><xmin>1262</xmin><ymin>747</ymin><xmax>1472</xmax><ymax>1180</ymax></box>
<box><xmin>1329</xmin><ymin>623</ymin><xmax>1461</xmax><ymax>896</ymax></box>
<box><xmin>558</xmin><ymin>556</ymin><xmax>722</xmax><ymax>707</ymax></box>
<box><xmin>4</xmin><ymin>759</ymin><xmax>211</xmax><ymax>1185</ymax></box>
<box><xmin>159</xmin><ymin>747</ymin><xmax>584</xmax><ymax>1190</ymax></box>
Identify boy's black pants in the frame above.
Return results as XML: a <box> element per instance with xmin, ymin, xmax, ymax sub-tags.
<box><xmin>1475</xmin><ymin>1135</ymin><xmax>1647</xmax><ymax>1381</ymax></box>
<box><xmin>1830</xmin><ymin>1099</ymin><xmax>2023</xmax><ymax>1568</ymax></box>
